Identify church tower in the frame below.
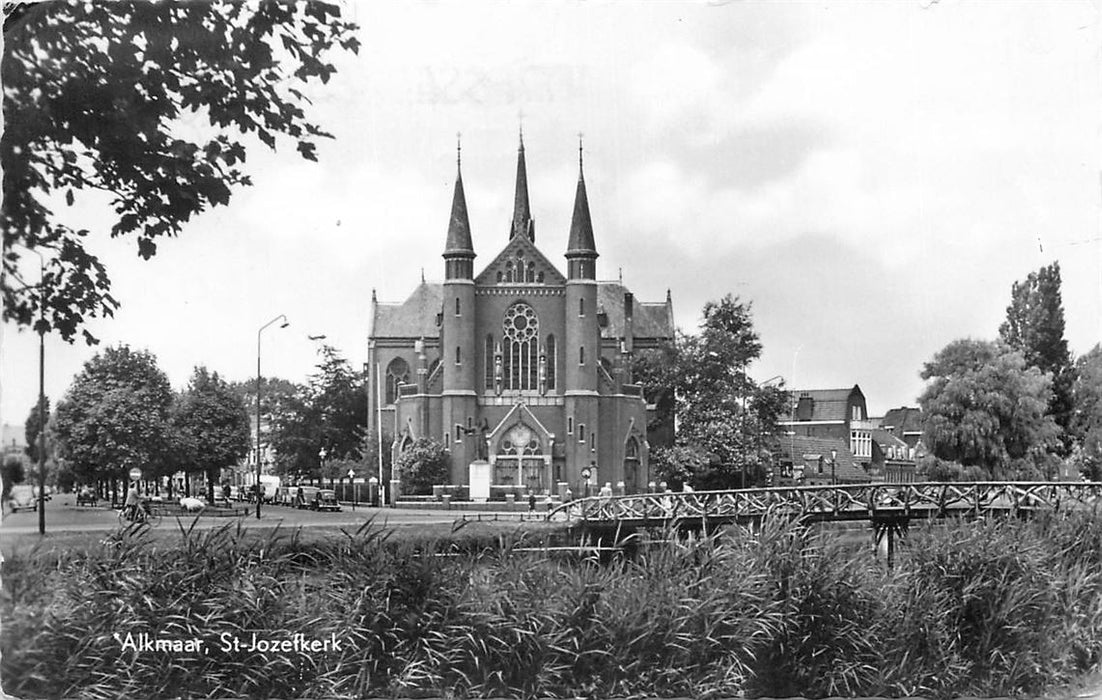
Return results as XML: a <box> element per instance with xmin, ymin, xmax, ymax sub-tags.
<box><xmin>564</xmin><ymin>141</ymin><xmax>602</xmax><ymax>482</ymax></box>
<box><xmin>441</xmin><ymin>140</ymin><xmax>477</xmax><ymax>481</ymax></box>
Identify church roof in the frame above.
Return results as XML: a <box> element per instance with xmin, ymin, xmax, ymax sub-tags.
<box><xmin>371</xmin><ymin>281</ymin><xmax>443</xmax><ymax>339</ymax></box>
<box><xmin>443</xmin><ymin>164</ymin><xmax>473</xmax><ymax>256</ymax></box>
<box><xmin>371</xmin><ymin>280</ymin><xmax>673</xmax><ymax>342</ymax></box>
<box><xmin>597</xmin><ymin>282</ymin><xmax>674</xmax><ymax>340</ymax></box>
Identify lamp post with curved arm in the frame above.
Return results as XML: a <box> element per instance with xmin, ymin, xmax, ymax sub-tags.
<box><xmin>25</xmin><ymin>248</ymin><xmax>48</xmax><ymax>535</ymax></box>
<box><xmin>257</xmin><ymin>314</ymin><xmax>289</xmax><ymax>519</ymax></box>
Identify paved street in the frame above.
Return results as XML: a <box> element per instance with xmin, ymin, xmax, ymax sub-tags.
<box><xmin>0</xmin><ymin>492</ymin><xmax>487</xmax><ymax>537</ymax></box>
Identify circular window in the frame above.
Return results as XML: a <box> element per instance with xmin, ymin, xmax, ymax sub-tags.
<box><xmin>503</xmin><ymin>303</ymin><xmax>538</xmax><ymax>342</ymax></box>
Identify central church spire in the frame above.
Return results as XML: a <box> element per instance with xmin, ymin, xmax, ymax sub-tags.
<box><xmin>509</xmin><ymin>128</ymin><xmax>535</xmax><ymax>242</ymax></box>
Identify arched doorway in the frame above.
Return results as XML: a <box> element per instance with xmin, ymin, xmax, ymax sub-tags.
<box><xmin>494</xmin><ymin>423</ymin><xmax>547</xmax><ymax>491</ymax></box>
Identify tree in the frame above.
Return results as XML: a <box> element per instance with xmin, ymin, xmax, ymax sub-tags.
<box><xmin>999</xmin><ymin>262</ymin><xmax>1076</xmax><ymax>452</ymax></box>
<box><xmin>919</xmin><ymin>339</ymin><xmax>1060</xmax><ymax>479</ymax></box>
<box><xmin>2</xmin><ymin>455</ymin><xmax>26</xmax><ymax>500</ymax></box>
<box><xmin>1070</xmin><ymin>345</ymin><xmax>1102</xmax><ymax>479</ymax></box>
<box><xmin>394</xmin><ymin>438</ymin><xmax>450</xmax><ymax>495</ymax></box>
<box><xmin>23</xmin><ymin>395</ymin><xmax>50</xmax><ymax>464</ymax></box>
<box><xmin>643</xmin><ymin>295</ymin><xmax>785</xmax><ymax>490</ymax></box>
<box><xmin>269</xmin><ymin>344</ymin><xmax>366</xmax><ymax>479</ymax></box>
<box><xmin>53</xmin><ymin>345</ymin><xmax>174</xmax><ymax>490</ymax></box>
<box><xmin>173</xmin><ymin>366</ymin><xmax>250</xmax><ymax>502</ymax></box>
<box><xmin>2</xmin><ymin>2</ymin><xmax>360</xmax><ymax>343</ymax></box>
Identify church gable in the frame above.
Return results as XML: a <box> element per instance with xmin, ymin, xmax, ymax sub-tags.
<box><xmin>474</xmin><ymin>234</ymin><xmax>566</xmax><ymax>287</ymax></box>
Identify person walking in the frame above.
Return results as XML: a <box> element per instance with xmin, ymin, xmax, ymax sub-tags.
<box><xmin>528</xmin><ymin>490</ymin><xmax>536</xmax><ymax>512</ymax></box>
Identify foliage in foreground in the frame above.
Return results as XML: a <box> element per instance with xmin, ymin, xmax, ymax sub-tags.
<box><xmin>5</xmin><ymin>513</ymin><xmax>1102</xmax><ymax>699</ymax></box>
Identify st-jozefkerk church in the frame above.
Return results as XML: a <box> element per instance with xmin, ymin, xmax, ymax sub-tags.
<box><xmin>367</xmin><ymin>136</ymin><xmax>674</xmax><ymax>496</ymax></box>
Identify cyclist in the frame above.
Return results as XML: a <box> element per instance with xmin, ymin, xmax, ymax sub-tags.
<box><xmin>123</xmin><ymin>482</ymin><xmax>142</xmax><ymax>521</ymax></box>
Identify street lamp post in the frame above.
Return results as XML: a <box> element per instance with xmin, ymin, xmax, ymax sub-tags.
<box><xmin>257</xmin><ymin>314</ymin><xmax>289</xmax><ymax>519</ymax></box>
<box><xmin>23</xmin><ymin>248</ymin><xmax>49</xmax><ymax>535</ymax></box>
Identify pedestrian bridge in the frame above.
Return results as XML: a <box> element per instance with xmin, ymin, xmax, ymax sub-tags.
<box><xmin>546</xmin><ymin>481</ymin><xmax>1102</xmax><ymax>532</ymax></box>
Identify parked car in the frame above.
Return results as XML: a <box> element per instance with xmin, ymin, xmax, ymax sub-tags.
<box><xmin>315</xmin><ymin>489</ymin><xmax>342</xmax><ymax>512</ymax></box>
<box><xmin>8</xmin><ymin>485</ymin><xmax>38</xmax><ymax>512</ymax></box>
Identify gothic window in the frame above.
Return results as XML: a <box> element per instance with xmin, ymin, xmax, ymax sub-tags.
<box><xmin>503</xmin><ymin>302</ymin><xmax>540</xmax><ymax>390</ymax></box>
<box><xmin>526</xmin><ymin>261</ymin><xmax>536</xmax><ymax>282</ymax></box>
<box><xmin>537</xmin><ymin>271</ymin><xmax>544</xmax><ymax>283</ymax></box>
<box><xmin>455</xmin><ymin>297</ymin><xmax>461</xmax><ymax>316</ymax></box>
<box><xmin>497</xmin><ymin>271</ymin><xmax>503</xmax><ymax>283</ymax></box>
<box><xmin>579</xmin><ymin>345</ymin><xmax>586</xmax><ymax>365</ymax></box>
<box><xmin>455</xmin><ymin>346</ymin><xmax>462</xmax><ymax>365</ymax></box>
<box><xmin>545</xmin><ymin>334</ymin><xmax>556</xmax><ymax>389</ymax></box>
<box><xmin>579</xmin><ymin>298</ymin><xmax>585</xmax><ymax>316</ymax></box>
<box><xmin>505</xmin><ymin>261</ymin><xmax>514</xmax><ymax>283</ymax></box>
<box><xmin>385</xmin><ymin>357</ymin><xmax>409</xmax><ymax>404</ymax></box>
<box><xmin>498</xmin><ymin>423</ymin><xmax>543</xmax><ymax>456</ymax></box>
<box><xmin>578</xmin><ymin>424</ymin><xmax>586</xmax><ymax>442</ymax></box>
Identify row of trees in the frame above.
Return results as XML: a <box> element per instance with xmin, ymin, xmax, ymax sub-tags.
<box><xmin>31</xmin><ymin>342</ymin><xmax>391</xmax><ymax>502</ymax></box>
<box><xmin>918</xmin><ymin>262</ymin><xmax>1102</xmax><ymax>480</ymax></box>
<box><xmin>42</xmin><ymin>346</ymin><xmax>249</xmax><ymax>502</ymax></box>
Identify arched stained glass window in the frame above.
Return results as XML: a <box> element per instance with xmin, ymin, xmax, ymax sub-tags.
<box><xmin>385</xmin><ymin>357</ymin><xmax>409</xmax><ymax>404</ymax></box>
<box><xmin>503</xmin><ymin>302</ymin><xmax>539</xmax><ymax>390</ymax></box>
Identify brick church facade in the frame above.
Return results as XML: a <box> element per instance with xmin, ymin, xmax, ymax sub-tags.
<box><xmin>366</xmin><ymin>137</ymin><xmax>674</xmax><ymax>496</ymax></box>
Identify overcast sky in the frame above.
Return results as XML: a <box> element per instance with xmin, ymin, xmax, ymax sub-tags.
<box><xmin>2</xmin><ymin>1</ymin><xmax>1100</xmax><ymax>432</ymax></box>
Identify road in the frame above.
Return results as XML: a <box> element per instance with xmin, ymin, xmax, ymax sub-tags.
<box><xmin>0</xmin><ymin>492</ymin><xmax>518</xmax><ymax>538</ymax></box>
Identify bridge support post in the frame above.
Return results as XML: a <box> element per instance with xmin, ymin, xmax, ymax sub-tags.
<box><xmin>872</xmin><ymin>518</ymin><xmax>908</xmax><ymax>570</ymax></box>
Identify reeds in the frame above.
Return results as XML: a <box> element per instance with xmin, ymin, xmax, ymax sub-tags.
<box><xmin>5</xmin><ymin>512</ymin><xmax>1102</xmax><ymax>699</ymax></box>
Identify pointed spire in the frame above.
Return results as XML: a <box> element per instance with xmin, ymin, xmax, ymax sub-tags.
<box><xmin>509</xmin><ymin>127</ymin><xmax>534</xmax><ymax>241</ymax></box>
<box><xmin>566</xmin><ymin>136</ymin><xmax>597</xmax><ymax>258</ymax></box>
<box><xmin>443</xmin><ymin>133</ymin><xmax>474</xmax><ymax>258</ymax></box>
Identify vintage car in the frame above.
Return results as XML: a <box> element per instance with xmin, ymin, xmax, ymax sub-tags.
<box><xmin>76</xmin><ymin>487</ymin><xmax>98</xmax><ymax>506</ymax></box>
<box><xmin>315</xmin><ymin>489</ymin><xmax>342</xmax><ymax>512</ymax></box>
<box><xmin>8</xmin><ymin>485</ymin><xmax>37</xmax><ymax>512</ymax></box>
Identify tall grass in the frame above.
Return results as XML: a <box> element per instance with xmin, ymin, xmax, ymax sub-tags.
<box><xmin>5</xmin><ymin>512</ymin><xmax>1102</xmax><ymax>698</ymax></box>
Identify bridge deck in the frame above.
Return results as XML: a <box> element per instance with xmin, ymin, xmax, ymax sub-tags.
<box><xmin>547</xmin><ymin>481</ymin><xmax>1102</xmax><ymax>531</ymax></box>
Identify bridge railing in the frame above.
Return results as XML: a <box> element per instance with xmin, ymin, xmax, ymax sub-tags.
<box><xmin>546</xmin><ymin>481</ymin><xmax>1102</xmax><ymax>524</ymax></box>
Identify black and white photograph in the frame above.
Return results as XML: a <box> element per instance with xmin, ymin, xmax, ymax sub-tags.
<box><xmin>2</xmin><ymin>1</ymin><xmax>1101</xmax><ymax>698</ymax></box>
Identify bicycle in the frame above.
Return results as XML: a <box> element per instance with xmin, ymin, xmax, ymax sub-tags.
<box><xmin>117</xmin><ymin>501</ymin><xmax>162</xmax><ymax>527</ymax></box>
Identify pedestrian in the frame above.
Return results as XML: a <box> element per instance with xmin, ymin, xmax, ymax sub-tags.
<box><xmin>528</xmin><ymin>490</ymin><xmax>536</xmax><ymax>512</ymax></box>
<box><xmin>564</xmin><ymin>487</ymin><xmax>573</xmax><ymax>503</ymax></box>
<box><xmin>544</xmin><ymin>492</ymin><xmax>553</xmax><ymax>511</ymax></box>
<box><xmin>599</xmin><ymin>482</ymin><xmax>613</xmax><ymax>499</ymax></box>
<box><xmin>123</xmin><ymin>482</ymin><xmax>141</xmax><ymax>521</ymax></box>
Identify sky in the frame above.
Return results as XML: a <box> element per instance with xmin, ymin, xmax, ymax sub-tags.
<box><xmin>2</xmin><ymin>0</ymin><xmax>1101</xmax><ymax>433</ymax></box>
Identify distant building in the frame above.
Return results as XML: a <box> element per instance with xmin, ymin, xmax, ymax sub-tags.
<box><xmin>367</xmin><ymin>137</ymin><xmax>675</xmax><ymax>495</ymax></box>
<box><xmin>880</xmin><ymin>406</ymin><xmax>926</xmax><ymax>454</ymax></box>
<box><xmin>1</xmin><ymin>423</ymin><xmax>25</xmax><ymax>456</ymax></box>
<box><xmin>778</xmin><ymin>385</ymin><xmax>875</xmax><ymax>464</ymax></box>
<box><xmin>772</xmin><ymin>435</ymin><xmax>871</xmax><ymax>486</ymax></box>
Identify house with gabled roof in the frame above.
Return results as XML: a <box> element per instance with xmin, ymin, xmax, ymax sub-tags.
<box><xmin>778</xmin><ymin>385</ymin><xmax>877</xmax><ymax>468</ymax></box>
<box><xmin>367</xmin><ymin>135</ymin><xmax>675</xmax><ymax>496</ymax></box>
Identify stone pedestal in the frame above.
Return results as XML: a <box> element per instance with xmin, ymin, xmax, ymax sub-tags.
<box><xmin>469</xmin><ymin>460</ymin><xmax>491</xmax><ymax>502</ymax></box>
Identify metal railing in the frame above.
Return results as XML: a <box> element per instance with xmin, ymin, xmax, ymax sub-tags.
<box><xmin>547</xmin><ymin>481</ymin><xmax>1102</xmax><ymax>524</ymax></box>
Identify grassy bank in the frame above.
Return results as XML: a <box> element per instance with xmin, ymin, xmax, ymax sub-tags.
<box><xmin>4</xmin><ymin>512</ymin><xmax>1102</xmax><ymax>699</ymax></box>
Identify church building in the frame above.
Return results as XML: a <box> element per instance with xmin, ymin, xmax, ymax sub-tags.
<box><xmin>366</xmin><ymin>136</ymin><xmax>675</xmax><ymax>496</ymax></box>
